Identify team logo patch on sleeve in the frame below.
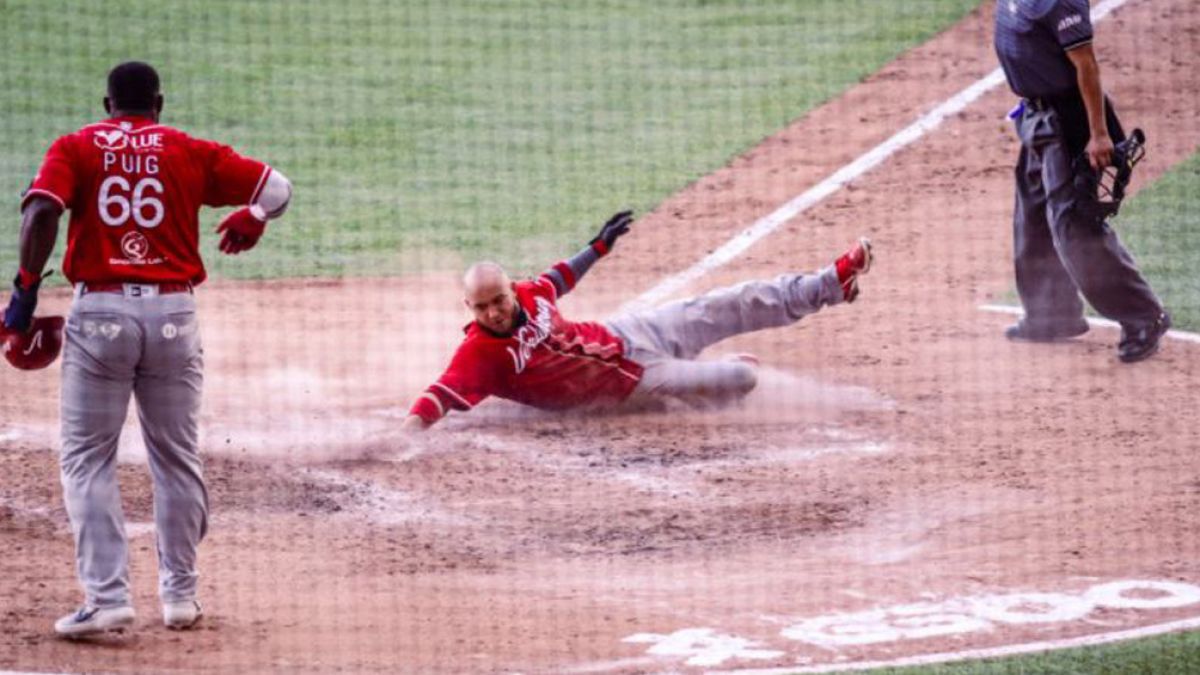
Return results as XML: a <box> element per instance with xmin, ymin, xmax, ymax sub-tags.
<box><xmin>1057</xmin><ymin>14</ymin><xmax>1083</xmax><ymax>32</ymax></box>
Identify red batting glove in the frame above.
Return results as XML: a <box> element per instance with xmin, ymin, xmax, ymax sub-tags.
<box><xmin>216</xmin><ymin>206</ymin><xmax>267</xmax><ymax>255</ymax></box>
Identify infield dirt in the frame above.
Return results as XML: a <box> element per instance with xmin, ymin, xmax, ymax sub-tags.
<box><xmin>2</xmin><ymin>1</ymin><xmax>1199</xmax><ymax>672</ymax></box>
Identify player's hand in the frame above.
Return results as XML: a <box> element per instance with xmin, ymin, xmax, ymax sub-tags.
<box><xmin>3</xmin><ymin>271</ymin><xmax>43</xmax><ymax>333</ymax></box>
<box><xmin>216</xmin><ymin>206</ymin><xmax>267</xmax><ymax>255</ymax></box>
<box><xmin>590</xmin><ymin>210</ymin><xmax>634</xmax><ymax>255</ymax></box>
<box><xmin>1086</xmin><ymin>133</ymin><xmax>1115</xmax><ymax>171</ymax></box>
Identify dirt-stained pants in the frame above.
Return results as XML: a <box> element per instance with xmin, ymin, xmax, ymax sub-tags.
<box><xmin>60</xmin><ymin>284</ymin><xmax>207</xmax><ymax>609</ymax></box>
<box><xmin>606</xmin><ymin>267</ymin><xmax>842</xmax><ymax>404</ymax></box>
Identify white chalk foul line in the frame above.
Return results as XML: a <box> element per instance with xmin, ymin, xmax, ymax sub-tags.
<box><xmin>630</xmin><ymin>0</ymin><xmax>1133</xmax><ymax>310</ymax></box>
<box><xmin>714</xmin><ymin>614</ymin><xmax>1200</xmax><ymax>675</ymax></box>
<box><xmin>981</xmin><ymin>304</ymin><xmax>1200</xmax><ymax>345</ymax></box>
<box><xmin>628</xmin><ymin>71</ymin><xmax>1004</xmax><ymax>309</ymax></box>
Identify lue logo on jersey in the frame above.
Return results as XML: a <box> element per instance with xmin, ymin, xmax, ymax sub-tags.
<box><xmin>94</xmin><ymin>129</ymin><xmax>129</xmax><ymax>151</ymax></box>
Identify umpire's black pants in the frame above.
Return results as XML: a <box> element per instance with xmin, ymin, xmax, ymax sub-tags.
<box><xmin>1011</xmin><ymin>102</ymin><xmax>1162</xmax><ymax>332</ymax></box>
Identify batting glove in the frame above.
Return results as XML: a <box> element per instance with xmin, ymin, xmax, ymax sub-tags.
<box><xmin>3</xmin><ymin>269</ymin><xmax>45</xmax><ymax>333</ymax></box>
<box><xmin>216</xmin><ymin>206</ymin><xmax>268</xmax><ymax>255</ymax></box>
<box><xmin>589</xmin><ymin>210</ymin><xmax>634</xmax><ymax>256</ymax></box>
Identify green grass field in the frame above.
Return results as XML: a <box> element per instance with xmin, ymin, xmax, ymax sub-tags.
<box><xmin>1</xmin><ymin>0</ymin><xmax>980</xmax><ymax>280</ymax></box>
<box><xmin>874</xmin><ymin>628</ymin><xmax>1200</xmax><ymax>674</ymax></box>
<box><xmin>1117</xmin><ymin>151</ymin><xmax>1200</xmax><ymax>331</ymax></box>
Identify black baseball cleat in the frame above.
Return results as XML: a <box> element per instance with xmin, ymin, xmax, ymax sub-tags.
<box><xmin>1004</xmin><ymin>318</ymin><xmax>1090</xmax><ymax>342</ymax></box>
<box><xmin>1117</xmin><ymin>312</ymin><xmax>1171</xmax><ymax>363</ymax></box>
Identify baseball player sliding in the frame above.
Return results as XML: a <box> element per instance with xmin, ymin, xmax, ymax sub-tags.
<box><xmin>2</xmin><ymin>62</ymin><xmax>292</xmax><ymax>637</ymax></box>
<box><xmin>403</xmin><ymin>212</ymin><xmax>872</xmax><ymax>430</ymax></box>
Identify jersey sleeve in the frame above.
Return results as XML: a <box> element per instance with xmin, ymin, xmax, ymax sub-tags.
<box><xmin>522</xmin><ymin>277</ymin><xmax>560</xmax><ymax>305</ymax></box>
<box><xmin>195</xmin><ymin>138</ymin><xmax>270</xmax><ymax>208</ymax></box>
<box><xmin>21</xmin><ymin>135</ymin><xmax>76</xmax><ymax>211</ymax></box>
<box><xmin>1044</xmin><ymin>0</ymin><xmax>1093</xmax><ymax>50</ymax></box>
<box><xmin>408</xmin><ymin>342</ymin><xmax>497</xmax><ymax>424</ymax></box>
<box><xmin>538</xmin><ymin>239</ymin><xmax>607</xmax><ymax>298</ymax></box>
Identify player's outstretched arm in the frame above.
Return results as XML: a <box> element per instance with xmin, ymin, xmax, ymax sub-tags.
<box><xmin>541</xmin><ymin>210</ymin><xmax>633</xmax><ymax>297</ymax></box>
<box><xmin>216</xmin><ymin>169</ymin><xmax>294</xmax><ymax>255</ymax></box>
<box><xmin>405</xmin><ymin>348</ymin><xmax>493</xmax><ymax>431</ymax></box>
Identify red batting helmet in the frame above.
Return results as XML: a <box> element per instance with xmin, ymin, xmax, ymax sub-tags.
<box><xmin>2</xmin><ymin>316</ymin><xmax>65</xmax><ymax>370</ymax></box>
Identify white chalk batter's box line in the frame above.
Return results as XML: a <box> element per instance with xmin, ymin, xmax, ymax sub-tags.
<box><xmin>614</xmin><ymin>579</ymin><xmax>1200</xmax><ymax>671</ymax></box>
<box><xmin>980</xmin><ymin>304</ymin><xmax>1200</xmax><ymax>344</ymax></box>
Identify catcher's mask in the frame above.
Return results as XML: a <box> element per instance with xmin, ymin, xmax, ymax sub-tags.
<box><xmin>2</xmin><ymin>315</ymin><xmax>65</xmax><ymax>370</ymax></box>
<box><xmin>1072</xmin><ymin>128</ymin><xmax>1146</xmax><ymax>224</ymax></box>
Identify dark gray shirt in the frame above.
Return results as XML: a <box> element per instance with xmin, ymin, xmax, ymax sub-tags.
<box><xmin>994</xmin><ymin>0</ymin><xmax>1094</xmax><ymax>99</ymax></box>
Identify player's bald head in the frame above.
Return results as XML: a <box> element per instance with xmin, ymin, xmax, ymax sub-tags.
<box><xmin>463</xmin><ymin>262</ymin><xmax>519</xmax><ymax>334</ymax></box>
<box><xmin>463</xmin><ymin>261</ymin><xmax>511</xmax><ymax>298</ymax></box>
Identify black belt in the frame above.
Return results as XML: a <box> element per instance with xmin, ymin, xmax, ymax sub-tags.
<box><xmin>1025</xmin><ymin>97</ymin><xmax>1052</xmax><ymax>112</ymax></box>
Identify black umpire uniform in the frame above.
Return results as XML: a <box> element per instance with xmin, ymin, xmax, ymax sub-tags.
<box><xmin>994</xmin><ymin>0</ymin><xmax>1170</xmax><ymax>362</ymax></box>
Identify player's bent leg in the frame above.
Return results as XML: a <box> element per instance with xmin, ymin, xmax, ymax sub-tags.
<box><xmin>610</xmin><ymin>269</ymin><xmax>843</xmax><ymax>361</ymax></box>
<box><xmin>133</xmin><ymin>295</ymin><xmax>208</xmax><ymax>612</ymax></box>
<box><xmin>631</xmin><ymin>357</ymin><xmax>758</xmax><ymax>408</ymax></box>
<box><xmin>59</xmin><ymin>299</ymin><xmax>141</xmax><ymax>618</ymax></box>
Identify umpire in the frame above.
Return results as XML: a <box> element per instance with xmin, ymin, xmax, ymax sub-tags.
<box><xmin>994</xmin><ymin>0</ymin><xmax>1170</xmax><ymax>362</ymax></box>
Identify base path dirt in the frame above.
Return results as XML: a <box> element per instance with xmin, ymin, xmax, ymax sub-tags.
<box><xmin>2</xmin><ymin>0</ymin><xmax>1198</xmax><ymax>672</ymax></box>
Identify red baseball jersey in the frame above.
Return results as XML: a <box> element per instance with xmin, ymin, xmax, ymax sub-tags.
<box><xmin>410</xmin><ymin>276</ymin><xmax>644</xmax><ymax>424</ymax></box>
<box><xmin>22</xmin><ymin>115</ymin><xmax>269</xmax><ymax>286</ymax></box>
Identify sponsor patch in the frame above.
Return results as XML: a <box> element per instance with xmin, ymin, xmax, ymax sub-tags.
<box><xmin>94</xmin><ymin>129</ymin><xmax>128</xmax><ymax>151</ymax></box>
<box><xmin>121</xmin><ymin>231</ymin><xmax>150</xmax><ymax>261</ymax></box>
<box><xmin>1057</xmin><ymin>13</ymin><xmax>1083</xmax><ymax>32</ymax></box>
<box><xmin>623</xmin><ymin>580</ymin><xmax>1200</xmax><ymax>668</ymax></box>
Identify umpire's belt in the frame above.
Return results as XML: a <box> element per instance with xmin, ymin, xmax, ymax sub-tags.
<box><xmin>75</xmin><ymin>282</ymin><xmax>193</xmax><ymax>298</ymax></box>
<box><xmin>1024</xmin><ymin>97</ymin><xmax>1052</xmax><ymax>112</ymax></box>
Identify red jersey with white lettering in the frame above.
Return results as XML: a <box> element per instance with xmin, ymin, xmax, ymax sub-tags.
<box><xmin>409</xmin><ymin>276</ymin><xmax>643</xmax><ymax>424</ymax></box>
<box><xmin>21</xmin><ymin>115</ymin><xmax>269</xmax><ymax>286</ymax></box>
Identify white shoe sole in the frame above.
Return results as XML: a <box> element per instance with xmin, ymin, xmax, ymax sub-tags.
<box><xmin>54</xmin><ymin>606</ymin><xmax>136</xmax><ymax>638</ymax></box>
<box><xmin>163</xmin><ymin>600</ymin><xmax>203</xmax><ymax>630</ymax></box>
<box><xmin>856</xmin><ymin>237</ymin><xmax>873</xmax><ymax>275</ymax></box>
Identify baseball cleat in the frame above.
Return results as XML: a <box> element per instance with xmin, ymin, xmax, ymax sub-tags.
<box><xmin>163</xmin><ymin>599</ymin><xmax>203</xmax><ymax>630</ymax></box>
<box><xmin>1005</xmin><ymin>318</ymin><xmax>1090</xmax><ymax>342</ymax></box>
<box><xmin>1117</xmin><ymin>312</ymin><xmax>1170</xmax><ymax>363</ymax></box>
<box><xmin>54</xmin><ymin>604</ymin><xmax>135</xmax><ymax>638</ymax></box>
<box><xmin>835</xmin><ymin>237</ymin><xmax>873</xmax><ymax>303</ymax></box>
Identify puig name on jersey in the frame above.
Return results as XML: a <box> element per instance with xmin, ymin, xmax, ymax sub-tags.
<box><xmin>97</xmin><ymin>129</ymin><xmax>165</xmax><ymax>176</ymax></box>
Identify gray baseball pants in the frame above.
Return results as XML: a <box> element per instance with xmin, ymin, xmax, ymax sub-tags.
<box><xmin>1012</xmin><ymin>104</ymin><xmax>1162</xmax><ymax>331</ymax></box>
<box><xmin>60</xmin><ymin>284</ymin><xmax>207</xmax><ymax>609</ymax></box>
<box><xmin>606</xmin><ymin>267</ymin><xmax>842</xmax><ymax>404</ymax></box>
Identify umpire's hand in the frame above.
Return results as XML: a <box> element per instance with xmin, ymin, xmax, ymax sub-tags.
<box><xmin>1087</xmin><ymin>133</ymin><xmax>1115</xmax><ymax>171</ymax></box>
<box><xmin>590</xmin><ymin>210</ymin><xmax>634</xmax><ymax>255</ymax></box>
